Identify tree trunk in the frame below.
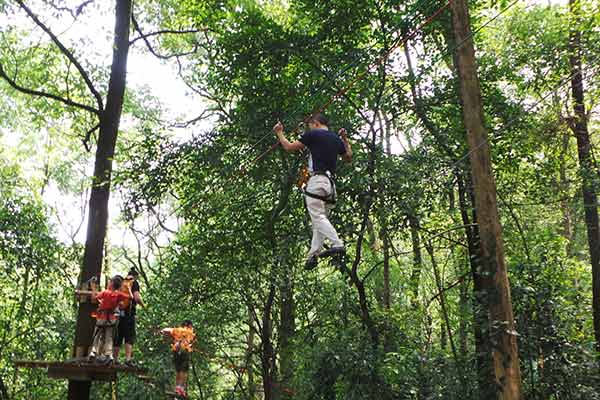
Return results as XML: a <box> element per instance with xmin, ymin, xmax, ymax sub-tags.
<box><xmin>278</xmin><ymin>261</ymin><xmax>295</xmax><ymax>400</ymax></box>
<box><xmin>458</xmin><ymin>261</ymin><xmax>469</xmax><ymax>357</ymax></box>
<box><xmin>68</xmin><ymin>1</ymin><xmax>131</xmax><ymax>398</ymax></box>
<box><xmin>408</xmin><ymin>214</ymin><xmax>423</xmax><ymax>304</ymax></box>
<box><xmin>457</xmin><ymin>169</ymin><xmax>496</xmax><ymax>397</ymax></box>
<box><xmin>382</xmin><ymin>230</ymin><xmax>391</xmax><ymax>311</ymax></box>
<box><xmin>569</xmin><ymin>0</ymin><xmax>600</xmax><ymax>358</ymax></box>
<box><xmin>246</xmin><ymin>305</ymin><xmax>256</xmax><ymax>399</ymax></box>
<box><xmin>261</xmin><ymin>285</ymin><xmax>276</xmax><ymax>400</ymax></box>
<box><xmin>450</xmin><ymin>0</ymin><xmax>522</xmax><ymax>398</ymax></box>
<box><xmin>559</xmin><ymin>130</ymin><xmax>574</xmax><ymax>256</ymax></box>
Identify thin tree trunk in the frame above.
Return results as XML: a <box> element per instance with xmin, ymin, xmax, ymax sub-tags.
<box><xmin>426</xmin><ymin>242</ymin><xmax>466</xmax><ymax>392</ymax></box>
<box><xmin>246</xmin><ymin>305</ymin><xmax>256</xmax><ymax>399</ymax></box>
<box><xmin>261</xmin><ymin>285</ymin><xmax>276</xmax><ymax>400</ymax></box>
<box><xmin>68</xmin><ymin>1</ymin><xmax>131</xmax><ymax>398</ymax></box>
<box><xmin>382</xmin><ymin>231</ymin><xmax>391</xmax><ymax>311</ymax></box>
<box><xmin>279</xmin><ymin>262</ymin><xmax>295</xmax><ymax>400</ymax></box>
<box><xmin>450</xmin><ymin>0</ymin><xmax>522</xmax><ymax>398</ymax></box>
<box><xmin>458</xmin><ymin>262</ymin><xmax>469</xmax><ymax>357</ymax></box>
<box><xmin>559</xmin><ymin>130</ymin><xmax>574</xmax><ymax>256</ymax></box>
<box><xmin>569</xmin><ymin>0</ymin><xmax>600</xmax><ymax>358</ymax></box>
<box><xmin>408</xmin><ymin>214</ymin><xmax>423</xmax><ymax>304</ymax></box>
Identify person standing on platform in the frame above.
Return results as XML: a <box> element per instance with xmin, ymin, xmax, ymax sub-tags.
<box><xmin>114</xmin><ymin>268</ymin><xmax>145</xmax><ymax>366</ymax></box>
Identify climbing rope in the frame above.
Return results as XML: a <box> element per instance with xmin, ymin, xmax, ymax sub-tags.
<box><xmin>231</xmin><ymin>0</ymin><xmax>444</xmax><ymax>167</ymax></box>
<box><xmin>237</xmin><ymin>0</ymin><xmax>454</xmax><ymax>175</ymax></box>
<box><xmin>160</xmin><ymin>0</ymin><xmax>452</xmax><ymax>218</ymax></box>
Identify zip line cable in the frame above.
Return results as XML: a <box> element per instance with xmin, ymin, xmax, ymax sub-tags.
<box><xmin>237</xmin><ymin>0</ymin><xmax>454</xmax><ymax>175</ymax></box>
<box><xmin>134</xmin><ymin>0</ymin><xmax>525</xmax><ymax>225</ymax></box>
<box><xmin>233</xmin><ymin>0</ymin><xmax>524</xmax><ymax>180</ymax></box>
<box><xmin>225</xmin><ymin>0</ymin><xmax>447</xmax><ymax>176</ymax></box>
<box><xmin>352</xmin><ymin>64</ymin><xmax>600</xmax><ymax>273</ymax></box>
<box><xmin>156</xmin><ymin>0</ymin><xmax>452</xmax><ymax>217</ymax></box>
<box><xmin>421</xmin><ymin>62</ymin><xmax>600</xmax><ymax>192</ymax></box>
<box><xmin>189</xmin><ymin>0</ymin><xmax>521</xmax><ymax>204</ymax></box>
<box><xmin>148</xmin><ymin>0</ymin><xmax>559</xmax><ymax>231</ymax></box>
<box><xmin>152</xmin><ymin>0</ymin><xmax>545</xmax><ymax>229</ymax></box>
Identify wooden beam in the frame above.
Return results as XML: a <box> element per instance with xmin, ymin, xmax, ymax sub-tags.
<box><xmin>13</xmin><ymin>359</ymin><xmax>147</xmax><ymax>383</ymax></box>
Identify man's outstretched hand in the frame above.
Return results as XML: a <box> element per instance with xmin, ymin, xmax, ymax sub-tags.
<box><xmin>339</xmin><ymin>128</ymin><xmax>348</xmax><ymax>141</ymax></box>
<box><xmin>273</xmin><ymin>121</ymin><xmax>284</xmax><ymax>135</ymax></box>
<box><xmin>339</xmin><ymin>128</ymin><xmax>352</xmax><ymax>162</ymax></box>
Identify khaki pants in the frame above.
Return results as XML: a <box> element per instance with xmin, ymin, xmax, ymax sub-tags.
<box><xmin>90</xmin><ymin>320</ymin><xmax>116</xmax><ymax>358</ymax></box>
<box><xmin>305</xmin><ymin>175</ymin><xmax>343</xmax><ymax>258</ymax></box>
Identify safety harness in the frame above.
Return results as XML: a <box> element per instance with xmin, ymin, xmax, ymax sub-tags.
<box><xmin>302</xmin><ymin>170</ymin><xmax>337</xmax><ymax>205</ymax></box>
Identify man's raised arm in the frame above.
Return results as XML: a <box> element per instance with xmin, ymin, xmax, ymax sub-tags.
<box><xmin>339</xmin><ymin>128</ymin><xmax>352</xmax><ymax>163</ymax></box>
<box><xmin>273</xmin><ymin>121</ymin><xmax>305</xmax><ymax>152</ymax></box>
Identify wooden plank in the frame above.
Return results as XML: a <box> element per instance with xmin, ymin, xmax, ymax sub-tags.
<box><xmin>48</xmin><ymin>365</ymin><xmax>116</xmax><ymax>382</ymax></box>
<box><xmin>13</xmin><ymin>360</ymin><xmax>52</xmax><ymax>369</ymax></box>
<box><xmin>13</xmin><ymin>359</ymin><xmax>148</xmax><ymax>382</ymax></box>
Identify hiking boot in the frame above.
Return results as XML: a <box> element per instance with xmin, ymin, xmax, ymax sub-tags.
<box><xmin>319</xmin><ymin>246</ymin><xmax>346</xmax><ymax>258</ymax></box>
<box><xmin>304</xmin><ymin>255</ymin><xmax>319</xmax><ymax>270</ymax></box>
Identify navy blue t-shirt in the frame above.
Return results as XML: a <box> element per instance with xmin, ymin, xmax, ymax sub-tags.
<box><xmin>299</xmin><ymin>129</ymin><xmax>346</xmax><ymax>173</ymax></box>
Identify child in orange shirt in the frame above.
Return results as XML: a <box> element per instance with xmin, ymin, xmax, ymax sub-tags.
<box><xmin>88</xmin><ymin>275</ymin><xmax>132</xmax><ymax>364</ymax></box>
<box><xmin>162</xmin><ymin>320</ymin><xmax>195</xmax><ymax>398</ymax></box>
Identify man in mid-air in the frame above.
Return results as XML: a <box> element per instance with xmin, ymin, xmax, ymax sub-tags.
<box><xmin>274</xmin><ymin>113</ymin><xmax>352</xmax><ymax>269</ymax></box>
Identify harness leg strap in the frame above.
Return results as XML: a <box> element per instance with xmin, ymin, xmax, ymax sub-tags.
<box><xmin>303</xmin><ymin>172</ymin><xmax>337</xmax><ymax>204</ymax></box>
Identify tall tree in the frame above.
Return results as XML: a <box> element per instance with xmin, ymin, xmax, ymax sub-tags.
<box><xmin>450</xmin><ymin>0</ymin><xmax>523</xmax><ymax>398</ymax></box>
<box><xmin>568</xmin><ymin>0</ymin><xmax>600</xmax><ymax>358</ymax></box>
<box><xmin>0</xmin><ymin>1</ymin><xmax>131</xmax><ymax>397</ymax></box>
<box><xmin>69</xmin><ymin>1</ymin><xmax>132</xmax><ymax>398</ymax></box>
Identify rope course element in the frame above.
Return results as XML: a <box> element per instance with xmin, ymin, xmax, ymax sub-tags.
<box><xmin>176</xmin><ymin>0</ymin><xmax>528</xmax><ymax>222</ymax></box>
<box><xmin>231</xmin><ymin>0</ymin><xmax>444</xmax><ymax>167</ymax></box>
<box><xmin>237</xmin><ymin>0</ymin><xmax>454</xmax><ymax>175</ymax></box>
<box><xmin>155</xmin><ymin>0</ymin><xmax>453</xmax><ymax>219</ymax></box>
<box><xmin>207</xmin><ymin>0</ymin><xmax>525</xmax><ymax>189</ymax></box>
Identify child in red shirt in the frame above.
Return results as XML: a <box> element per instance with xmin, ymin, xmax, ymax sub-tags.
<box><xmin>88</xmin><ymin>275</ymin><xmax>132</xmax><ymax>364</ymax></box>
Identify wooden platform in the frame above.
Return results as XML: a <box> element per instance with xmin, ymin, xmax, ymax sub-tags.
<box><xmin>14</xmin><ymin>359</ymin><xmax>148</xmax><ymax>382</ymax></box>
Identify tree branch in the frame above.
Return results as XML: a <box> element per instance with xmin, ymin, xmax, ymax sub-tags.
<box><xmin>130</xmin><ymin>28</ymin><xmax>202</xmax><ymax>45</ymax></box>
<box><xmin>170</xmin><ymin>108</ymin><xmax>215</xmax><ymax>129</ymax></box>
<box><xmin>427</xmin><ymin>272</ymin><xmax>470</xmax><ymax>305</ymax></box>
<box><xmin>15</xmin><ymin>0</ymin><xmax>104</xmax><ymax>111</ymax></box>
<box><xmin>45</xmin><ymin>0</ymin><xmax>95</xmax><ymax>18</ymax></box>
<box><xmin>131</xmin><ymin>14</ymin><xmax>199</xmax><ymax>60</ymax></box>
<box><xmin>82</xmin><ymin>123</ymin><xmax>100</xmax><ymax>151</ymax></box>
<box><xmin>0</xmin><ymin>62</ymin><xmax>99</xmax><ymax>115</ymax></box>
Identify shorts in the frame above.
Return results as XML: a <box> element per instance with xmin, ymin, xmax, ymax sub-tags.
<box><xmin>114</xmin><ymin>314</ymin><xmax>136</xmax><ymax>346</ymax></box>
<box><xmin>173</xmin><ymin>351</ymin><xmax>190</xmax><ymax>372</ymax></box>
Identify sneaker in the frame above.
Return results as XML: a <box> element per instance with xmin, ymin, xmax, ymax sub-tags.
<box><xmin>319</xmin><ymin>246</ymin><xmax>346</xmax><ymax>258</ymax></box>
<box><xmin>124</xmin><ymin>359</ymin><xmax>136</xmax><ymax>368</ymax></box>
<box><xmin>304</xmin><ymin>255</ymin><xmax>319</xmax><ymax>270</ymax></box>
<box><xmin>175</xmin><ymin>386</ymin><xmax>187</xmax><ymax>398</ymax></box>
<box><xmin>87</xmin><ymin>353</ymin><xmax>96</xmax><ymax>362</ymax></box>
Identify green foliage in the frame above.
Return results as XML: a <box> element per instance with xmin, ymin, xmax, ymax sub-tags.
<box><xmin>1</xmin><ymin>0</ymin><xmax>600</xmax><ymax>399</ymax></box>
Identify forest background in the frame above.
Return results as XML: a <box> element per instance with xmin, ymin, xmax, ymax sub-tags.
<box><xmin>1</xmin><ymin>0</ymin><xmax>600</xmax><ymax>399</ymax></box>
